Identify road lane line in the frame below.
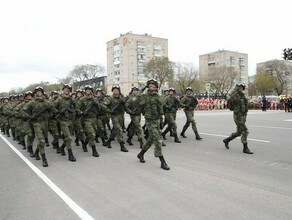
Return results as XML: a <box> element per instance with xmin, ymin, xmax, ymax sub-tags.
<box><xmin>0</xmin><ymin>133</ymin><xmax>94</xmax><ymax>220</ymax></box>
<box><xmin>250</xmin><ymin>125</ymin><xmax>292</xmax><ymax>130</ymax></box>
<box><xmin>199</xmin><ymin>132</ymin><xmax>270</xmax><ymax>143</ymax></box>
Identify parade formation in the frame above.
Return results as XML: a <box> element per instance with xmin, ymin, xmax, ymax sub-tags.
<box><xmin>0</xmin><ymin>79</ymin><xmax>276</xmax><ymax>170</ymax></box>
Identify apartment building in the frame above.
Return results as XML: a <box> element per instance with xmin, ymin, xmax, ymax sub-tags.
<box><xmin>106</xmin><ymin>32</ymin><xmax>168</xmax><ymax>95</ymax></box>
<box><xmin>199</xmin><ymin>50</ymin><xmax>248</xmax><ymax>87</ymax></box>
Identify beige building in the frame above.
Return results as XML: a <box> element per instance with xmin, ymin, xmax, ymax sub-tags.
<box><xmin>106</xmin><ymin>32</ymin><xmax>168</xmax><ymax>95</ymax></box>
<box><xmin>199</xmin><ymin>50</ymin><xmax>248</xmax><ymax>87</ymax></box>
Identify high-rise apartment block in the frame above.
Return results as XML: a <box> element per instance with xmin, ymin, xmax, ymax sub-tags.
<box><xmin>199</xmin><ymin>50</ymin><xmax>248</xmax><ymax>87</ymax></box>
<box><xmin>106</xmin><ymin>32</ymin><xmax>168</xmax><ymax>95</ymax></box>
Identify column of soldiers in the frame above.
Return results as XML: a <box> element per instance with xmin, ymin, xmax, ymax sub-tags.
<box><xmin>1</xmin><ymin>79</ymin><xmax>254</xmax><ymax>170</ymax></box>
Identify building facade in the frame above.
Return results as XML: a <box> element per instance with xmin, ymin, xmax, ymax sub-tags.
<box><xmin>199</xmin><ymin>50</ymin><xmax>248</xmax><ymax>87</ymax></box>
<box><xmin>106</xmin><ymin>32</ymin><xmax>168</xmax><ymax>95</ymax></box>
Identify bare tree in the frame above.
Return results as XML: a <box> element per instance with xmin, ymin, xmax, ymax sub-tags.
<box><xmin>262</xmin><ymin>60</ymin><xmax>291</xmax><ymax>95</ymax></box>
<box><xmin>144</xmin><ymin>57</ymin><xmax>174</xmax><ymax>89</ymax></box>
<box><xmin>171</xmin><ymin>62</ymin><xmax>199</xmax><ymax>94</ymax></box>
<box><xmin>69</xmin><ymin>64</ymin><xmax>106</xmax><ymax>84</ymax></box>
<box><xmin>205</xmin><ymin>66</ymin><xmax>239</xmax><ymax>96</ymax></box>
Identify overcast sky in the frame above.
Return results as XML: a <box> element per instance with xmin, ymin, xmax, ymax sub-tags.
<box><xmin>0</xmin><ymin>0</ymin><xmax>290</xmax><ymax>92</ymax></box>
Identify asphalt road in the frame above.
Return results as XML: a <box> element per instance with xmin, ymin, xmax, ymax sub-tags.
<box><xmin>1</xmin><ymin>110</ymin><xmax>292</xmax><ymax>220</ymax></box>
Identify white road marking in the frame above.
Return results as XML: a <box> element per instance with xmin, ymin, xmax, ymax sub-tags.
<box><xmin>199</xmin><ymin>132</ymin><xmax>270</xmax><ymax>143</ymax></box>
<box><xmin>0</xmin><ymin>133</ymin><xmax>94</xmax><ymax>220</ymax></box>
<box><xmin>250</xmin><ymin>125</ymin><xmax>292</xmax><ymax>130</ymax></box>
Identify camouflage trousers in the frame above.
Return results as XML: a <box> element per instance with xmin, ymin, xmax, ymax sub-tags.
<box><xmin>183</xmin><ymin>111</ymin><xmax>198</xmax><ymax>132</ymax></box>
<box><xmin>127</xmin><ymin>114</ymin><xmax>143</xmax><ymax>139</ymax></box>
<box><xmin>109</xmin><ymin>114</ymin><xmax>124</xmax><ymax>143</ymax></box>
<box><xmin>229</xmin><ymin>113</ymin><xmax>249</xmax><ymax>144</ymax></box>
<box><xmin>83</xmin><ymin>117</ymin><xmax>97</xmax><ymax>147</ymax></box>
<box><xmin>164</xmin><ymin>112</ymin><xmax>178</xmax><ymax>135</ymax></box>
<box><xmin>142</xmin><ymin>119</ymin><xmax>163</xmax><ymax>157</ymax></box>
<box><xmin>59</xmin><ymin>120</ymin><xmax>73</xmax><ymax>150</ymax></box>
<box><xmin>32</xmin><ymin>120</ymin><xmax>49</xmax><ymax>154</ymax></box>
<box><xmin>20</xmin><ymin>120</ymin><xmax>35</xmax><ymax>147</ymax></box>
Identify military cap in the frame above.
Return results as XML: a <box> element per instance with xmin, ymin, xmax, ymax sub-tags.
<box><xmin>168</xmin><ymin>87</ymin><xmax>176</xmax><ymax>93</ymax></box>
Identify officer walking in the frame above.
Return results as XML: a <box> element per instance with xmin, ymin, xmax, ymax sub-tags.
<box><xmin>137</xmin><ymin>79</ymin><xmax>170</xmax><ymax>170</ymax></box>
<box><xmin>223</xmin><ymin>82</ymin><xmax>253</xmax><ymax>154</ymax></box>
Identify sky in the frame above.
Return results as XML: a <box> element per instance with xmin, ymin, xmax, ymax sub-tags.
<box><xmin>0</xmin><ymin>0</ymin><xmax>291</xmax><ymax>93</ymax></box>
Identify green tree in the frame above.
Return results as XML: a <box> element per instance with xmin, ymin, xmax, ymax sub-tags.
<box><xmin>254</xmin><ymin>72</ymin><xmax>274</xmax><ymax>95</ymax></box>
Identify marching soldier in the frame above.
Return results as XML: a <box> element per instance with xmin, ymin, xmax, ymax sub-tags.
<box><xmin>104</xmin><ymin>86</ymin><xmax>128</xmax><ymax>152</ymax></box>
<box><xmin>77</xmin><ymin>85</ymin><xmax>100</xmax><ymax>157</ymax></box>
<box><xmin>125</xmin><ymin>86</ymin><xmax>144</xmax><ymax>148</ymax></box>
<box><xmin>53</xmin><ymin>84</ymin><xmax>76</xmax><ymax>162</ymax></box>
<box><xmin>23</xmin><ymin>86</ymin><xmax>52</xmax><ymax>167</ymax></box>
<box><xmin>137</xmin><ymin>79</ymin><xmax>170</xmax><ymax>170</ymax></box>
<box><xmin>180</xmin><ymin>87</ymin><xmax>202</xmax><ymax>140</ymax></box>
<box><xmin>161</xmin><ymin>88</ymin><xmax>181</xmax><ymax>143</ymax></box>
<box><xmin>223</xmin><ymin>82</ymin><xmax>253</xmax><ymax>154</ymax></box>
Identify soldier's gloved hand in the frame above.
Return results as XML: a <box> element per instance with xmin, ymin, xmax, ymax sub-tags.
<box><xmin>30</xmin><ymin>114</ymin><xmax>38</xmax><ymax>120</ymax></box>
<box><xmin>92</xmin><ymin>101</ymin><xmax>99</xmax><ymax>107</ymax></box>
<box><xmin>107</xmin><ymin>110</ymin><xmax>114</xmax><ymax>114</ymax></box>
<box><xmin>60</xmin><ymin>108</ymin><xmax>67</xmax><ymax>114</ymax></box>
<box><xmin>81</xmin><ymin>111</ymin><xmax>88</xmax><ymax>116</ymax></box>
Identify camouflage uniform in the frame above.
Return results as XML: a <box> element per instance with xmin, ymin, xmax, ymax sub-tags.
<box><xmin>223</xmin><ymin>82</ymin><xmax>253</xmax><ymax>154</ymax></box>
<box><xmin>180</xmin><ymin>87</ymin><xmax>202</xmax><ymax>140</ymax></box>
<box><xmin>23</xmin><ymin>86</ymin><xmax>51</xmax><ymax>167</ymax></box>
<box><xmin>162</xmin><ymin>88</ymin><xmax>181</xmax><ymax>143</ymax></box>
<box><xmin>53</xmin><ymin>84</ymin><xmax>76</xmax><ymax>162</ymax></box>
<box><xmin>77</xmin><ymin>85</ymin><xmax>100</xmax><ymax>157</ymax></box>
<box><xmin>125</xmin><ymin>87</ymin><xmax>144</xmax><ymax>148</ymax></box>
<box><xmin>137</xmin><ymin>79</ymin><xmax>170</xmax><ymax>170</ymax></box>
<box><xmin>103</xmin><ymin>86</ymin><xmax>128</xmax><ymax>152</ymax></box>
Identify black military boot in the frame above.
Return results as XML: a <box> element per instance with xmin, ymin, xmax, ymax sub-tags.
<box><xmin>41</xmin><ymin>154</ymin><xmax>48</xmax><ymax>167</ymax></box>
<box><xmin>138</xmin><ymin>138</ymin><xmax>144</xmax><ymax>149</ymax></box>
<box><xmin>120</xmin><ymin>142</ymin><xmax>128</xmax><ymax>152</ymax></box>
<box><xmin>75</xmin><ymin>138</ymin><xmax>80</xmax><ymax>146</ymax></box>
<box><xmin>195</xmin><ymin>131</ymin><xmax>202</xmax><ymax>140</ymax></box>
<box><xmin>6</xmin><ymin>129</ymin><xmax>10</xmax><ymax>137</ymax></box>
<box><xmin>223</xmin><ymin>137</ymin><xmax>231</xmax><ymax>149</ymax></box>
<box><xmin>45</xmin><ymin>137</ymin><xmax>50</xmax><ymax>147</ymax></box>
<box><xmin>159</xmin><ymin>156</ymin><xmax>170</xmax><ymax>170</ymax></box>
<box><xmin>126</xmin><ymin>137</ymin><xmax>133</xmax><ymax>146</ymax></box>
<box><xmin>180</xmin><ymin>125</ymin><xmax>188</xmax><ymax>138</ymax></box>
<box><xmin>35</xmin><ymin>149</ymin><xmax>40</xmax><ymax>160</ymax></box>
<box><xmin>60</xmin><ymin>143</ymin><xmax>66</xmax><ymax>156</ymax></box>
<box><xmin>174</xmin><ymin>134</ymin><xmax>181</xmax><ymax>143</ymax></box>
<box><xmin>21</xmin><ymin>140</ymin><xmax>26</xmax><ymax>150</ymax></box>
<box><xmin>243</xmin><ymin>143</ymin><xmax>253</xmax><ymax>154</ymax></box>
<box><xmin>161</xmin><ymin>129</ymin><xmax>168</xmax><ymax>140</ymax></box>
<box><xmin>106</xmin><ymin>138</ymin><xmax>113</xmax><ymax>148</ymax></box>
<box><xmin>91</xmin><ymin>145</ymin><xmax>99</xmax><ymax>157</ymax></box>
<box><xmin>28</xmin><ymin>146</ymin><xmax>35</xmax><ymax>158</ymax></box>
<box><xmin>101</xmin><ymin>137</ymin><xmax>107</xmax><ymax>146</ymax></box>
<box><xmin>81</xmin><ymin>140</ymin><xmax>88</xmax><ymax>152</ymax></box>
<box><xmin>137</xmin><ymin>149</ymin><xmax>146</xmax><ymax>163</ymax></box>
<box><xmin>67</xmin><ymin>149</ymin><xmax>76</xmax><ymax>162</ymax></box>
